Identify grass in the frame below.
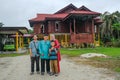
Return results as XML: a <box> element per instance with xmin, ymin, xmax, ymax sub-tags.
<box><xmin>61</xmin><ymin>47</ymin><xmax>120</xmax><ymax>72</ymax></box>
<box><xmin>61</xmin><ymin>47</ymin><xmax>120</xmax><ymax>57</ymax></box>
<box><xmin>114</xmin><ymin>67</ymin><xmax>120</xmax><ymax>72</ymax></box>
<box><xmin>0</xmin><ymin>53</ymin><xmax>29</xmax><ymax>57</ymax></box>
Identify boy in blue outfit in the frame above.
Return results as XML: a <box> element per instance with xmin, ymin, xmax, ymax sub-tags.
<box><xmin>39</xmin><ymin>34</ymin><xmax>51</xmax><ymax>75</ymax></box>
<box><xmin>49</xmin><ymin>40</ymin><xmax>58</xmax><ymax>76</ymax></box>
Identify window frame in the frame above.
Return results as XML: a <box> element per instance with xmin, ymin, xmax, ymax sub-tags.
<box><xmin>41</xmin><ymin>24</ymin><xmax>44</xmax><ymax>33</ymax></box>
<box><xmin>55</xmin><ymin>21</ymin><xmax>60</xmax><ymax>32</ymax></box>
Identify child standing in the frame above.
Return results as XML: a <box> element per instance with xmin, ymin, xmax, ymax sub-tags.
<box><xmin>49</xmin><ymin>40</ymin><xmax>58</xmax><ymax>76</ymax></box>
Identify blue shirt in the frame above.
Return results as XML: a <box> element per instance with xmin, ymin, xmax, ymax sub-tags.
<box><xmin>39</xmin><ymin>40</ymin><xmax>51</xmax><ymax>59</ymax></box>
<box><xmin>29</xmin><ymin>40</ymin><xmax>39</xmax><ymax>57</ymax></box>
<box><xmin>49</xmin><ymin>48</ymin><xmax>58</xmax><ymax>60</ymax></box>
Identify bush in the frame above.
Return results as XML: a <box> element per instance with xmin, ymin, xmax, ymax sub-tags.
<box><xmin>112</xmin><ymin>40</ymin><xmax>120</xmax><ymax>47</ymax></box>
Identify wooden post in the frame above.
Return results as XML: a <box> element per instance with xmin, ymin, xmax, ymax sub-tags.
<box><xmin>16</xmin><ymin>32</ymin><xmax>18</xmax><ymax>51</ymax></box>
<box><xmin>70</xmin><ymin>21</ymin><xmax>72</xmax><ymax>33</ymax></box>
<box><xmin>65</xmin><ymin>34</ymin><xmax>67</xmax><ymax>45</ymax></box>
<box><xmin>22</xmin><ymin>35</ymin><xmax>24</xmax><ymax>48</ymax></box>
<box><xmin>48</xmin><ymin>34</ymin><xmax>51</xmax><ymax>40</ymax></box>
<box><xmin>92</xmin><ymin>19</ymin><xmax>95</xmax><ymax>45</ymax></box>
<box><xmin>73</xmin><ymin>18</ymin><xmax>76</xmax><ymax>44</ymax></box>
<box><xmin>19</xmin><ymin>35</ymin><xmax>22</xmax><ymax>48</ymax></box>
<box><xmin>74</xmin><ymin>18</ymin><xmax>76</xmax><ymax>34</ymax></box>
<box><xmin>28</xmin><ymin>38</ymin><xmax>30</xmax><ymax>44</ymax></box>
<box><xmin>98</xmin><ymin>27</ymin><xmax>100</xmax><ymax>46</ymax></box>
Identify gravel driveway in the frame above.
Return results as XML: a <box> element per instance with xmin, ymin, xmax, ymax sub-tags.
<box><xmin>0</xmin><ymin>55</ymin><xmax>119</xmax><ymax>80</ymax></box>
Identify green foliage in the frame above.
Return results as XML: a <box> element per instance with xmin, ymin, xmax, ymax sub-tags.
<box><xmin>112</xmin><ymin>23</ymin><xmax>120</xmax><ymax>39</ymax></box>
<box><xmin>61</xmin><ymin>47</ymin><xmax>120</xmax><ymax>57</ymax></box>
<box><xmin>112</xmin><ymin>23</ymin><xmax>120</xmax><ymax>30</ymax></box>
<box><xmin>0</xmin><ymin>53</ymin><xmax>29</xmax><ymax>58</ymax></box>
<box><xmin>112</xmin><ymin>40</ymin><xmax>120</xmax><ymax>47</ymax></box>
<box><xmin>61</xmin><ymin>47</ymin><xmax>120</xmax><ymax>72</ymax></box>
<box><xmin>0</xmin><ymin>22</ymin><xmax>4</xmax><ymax>27</ymax></box>
<box><xmin>100</xmin><ymin>11</ymin><xmax>120</xmax><ymax>44</ymax></box>
<box><xmin>28</xmin><ymin>29</ymin><xmax>33</xmax><ymax>34</ymax></box>
<box><xmin>114</xmin><ymin>67</ymin><xmax>120</xmax><ymax>72</ymax></box>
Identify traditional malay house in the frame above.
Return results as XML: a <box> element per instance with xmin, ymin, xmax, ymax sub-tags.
<box><xmin>29</xmin><ymin>4</ymin><xmax>102</xmax><ymax>47</ymax></box>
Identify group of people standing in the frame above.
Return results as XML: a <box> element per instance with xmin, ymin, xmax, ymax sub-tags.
<box><xmin>29</xmin><ymin>34</ymin><xmax>61</xmax><ymax>76</ymax></box>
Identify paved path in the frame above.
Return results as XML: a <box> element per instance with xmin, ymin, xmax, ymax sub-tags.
<box><xmin>0</xmin><ymin>55</ymin><xmax>119</xmax><ymax>80</ymax></box>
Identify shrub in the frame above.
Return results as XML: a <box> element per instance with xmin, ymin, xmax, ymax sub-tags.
<box><xmin>113</xmin><ymin>40</ymin><xmax>120</xmax><ymax>47</ymax></box>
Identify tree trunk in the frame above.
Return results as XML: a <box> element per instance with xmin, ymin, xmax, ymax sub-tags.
<box><xmin>118</xmin><ymin>30</ymin><xmax>119</xmax><ymax>39</ymax></box>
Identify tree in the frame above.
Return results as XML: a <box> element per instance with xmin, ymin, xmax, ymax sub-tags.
<box><xmin>100</xmin><ymin>11</ymin><xmax>120</xmax><ymax>42</ymax></box>
<box><xmin>0</xmin><ymin>22</ymin><xmax>4</xmax><ymax>27</ymax></box>
<box><xmin>112</xmin><ymin>11</ymin><xmax>120</xmax><ymax>39</ymax></box>
<box><xmin>28</xmin><ymin>29</ymin><xmax>33</xmax><ymax>34</ymax></box>
<box><xmin>112</xmin><ymin>23</ymin><xmax>120</xmax><ymax>39</ymax></box>
<box><xmin>100</xmin><ymin>11</ymin><xmax>113</xmax><ymax>43</ymax></box>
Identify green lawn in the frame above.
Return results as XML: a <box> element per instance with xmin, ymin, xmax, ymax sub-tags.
<box><xmin>61</xmin><ymin>47</ymin><xmax>120</xmax><ymax>57</ymax></box>
<box><xmin>0</xmin><ymin>53</ymin><xmax>29</xmax><ymax>57</ymax></box>
<box><xmin>61</xmin><ymin>47</ymin><xmax>120</xmax><ymax>72</ymax></box>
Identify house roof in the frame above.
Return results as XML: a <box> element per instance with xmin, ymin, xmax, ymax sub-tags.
<box><xmin>29</xmin><ymin>13</ymin><xmax>69</xmax><ymax>22</ymax></box>
<box><xmin>29</xmin><ymin>14</ymin><xmax>52</xmax><ymax>22</ymax></box>
<box><xmin>94</xmin><ymin>17</ymin><xmax>103</xmax><ymax>24</ymax></box>
<box><xmin>29</xmin><ymin>4</ymin><xmax>101</xmax><ymax>27</ymax></box>
<box><xmin>10</xmin><ymin>34</ymin><xmax>33</xmax><ymax>38</ymax></box>
<box><xmin>54</xmin><ymin>3</ymin><xmax>78</xmax><ymax>14</ymax></box>
<box><xmin>0</xmin><ymin>27</ymin><xmax>28</xmax><ymax>34</ymax></box>
<box><xmin>78</xmin><ymin>5</ymin><xmax>91</xmax><ymax>11</ymax></box>
<box><xmin>46</xmin><ymin>13</ymin><xmax>68</xmax><ymax>20</ymax></box>
<box><xmin>29</xmin><ymin>13</ymin><xmax>68</xmax><ymax>27</ymax></box>
<box><xmin>70</xmin><ymin>10</ymin><xmax>101</xmax><ymax>15</ymax></box>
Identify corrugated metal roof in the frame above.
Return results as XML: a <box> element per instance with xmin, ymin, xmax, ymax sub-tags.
<box><xmin>0</xmin><ymin>27</ymin><xmax>28</xmax><ymax>34</ymax></box>
<box><xmin>29</xmin><ymin>4</ymin><xmax>101</xmax><ymax>24</ymax></box>
<box><xmin>70</xmin><ymin>10</ymin><xmax>101</xmax><ymax>15</ymax></box>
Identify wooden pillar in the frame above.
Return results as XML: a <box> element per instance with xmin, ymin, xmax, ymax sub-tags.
<box><xmin>70</xmin><ymin>20</ymin><xmax>72</xmax><ymax>44</ymax></box>
<box><xmin>16</xmin><ymin>32</ymin><xmax>18</xmax><ymax>51</ymax></box>
<box><xmin>65</xmin><ymin>34</ymin><xmax>67</xmax><ymax>44</ymax></box>
<box><xmin>48</xmin><ymin>21</ymin><xmax>50</xmax><ymax>33</ymax></box>
<box><xmin>19</xmin><ymin>35</ymin><xmax>22</xmax><ymax>48</ymax></box>
<box><xmin>73</xmin><ymin>18</ymin><xmax>76</xmax><ymax>43</ymax></box>
<box><xmin>92</xmin><ymin>19</ymin><xmax>95</xmax><ymax>44</ymax></box>
<box><xmin>22</xmin><ymin>35</ymin><xmax>24</xmax><ymax>48</ymax></box>
<box><xmin>28</xmin><ymin>38</ymin><xmax>30</xmax><ymax>44</ymax></box>
<box><xmin>74</xmin><ymin>18</ymin><xmax>76</xmax><ymax>34</ymax></box>
<box><xmin>70</xmin><ymin>21</ymin><xmax>72</xmax><ymax>33</ymax></box>
<box><xmin>48</xmin><ymin>34</ymin><xmax>50</xmax><ymax>40</ymax></box>
<box><xmin>98</xmin><ymin>27</ymin><xmax>100</xmax><ymax>46</ymax></box>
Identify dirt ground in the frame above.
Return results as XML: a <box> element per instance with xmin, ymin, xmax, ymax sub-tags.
<box><xmin>0</xmin><ymin>55</ymin><xmax>120</xmax><ymax>80</ymax></box>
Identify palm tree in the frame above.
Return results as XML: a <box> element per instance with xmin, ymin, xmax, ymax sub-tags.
<box><xmin>112</xmin><ymin>11</ymin><xmax>120</xmax><ymax>39</ymax></box>
<box><xmin>100</xmin><ymin>11</ymin><xmax>120</xmax><ymax>43</ymax></box>
<box><xmin>100</xmin><ymin>11</ymin><xmax>113</xmax><ymax>43</ymax></box>
<box><xmin>112</xmin><ymin>23</ymin><xmax>120</xmax><ymax>39</ymax></box>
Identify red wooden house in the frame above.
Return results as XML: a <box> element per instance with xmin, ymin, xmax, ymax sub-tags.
<box><xmin>29</xmin><ymin>4</ymin><xmax>102</xmax><ymax>47</ymax></box>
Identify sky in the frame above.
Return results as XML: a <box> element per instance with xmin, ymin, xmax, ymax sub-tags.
<box><xmin>0</xmin><ymin>0</ymin><xmax>120</xmax><ymax>29</ymax></box>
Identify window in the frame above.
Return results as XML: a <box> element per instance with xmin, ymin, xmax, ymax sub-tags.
<box><xmin>55</xmin><ymin>21</ymin><xmax>60</xmax><ymax>32</ymax></box>
<box><xmin>41</xmin><ymin>24</ymin><xmax>44</xmax><ymax>33</ymax></box>
<box><xmin>86</xmin><ymin>26</ymin><xmax>90</xmax><ymax>33</ymax></box>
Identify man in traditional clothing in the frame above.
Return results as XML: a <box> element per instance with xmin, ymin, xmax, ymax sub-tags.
<box><xmin>39</xmin><ymin>34</ymin><xmax>51</xmax><ymax>75</ymax></box>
